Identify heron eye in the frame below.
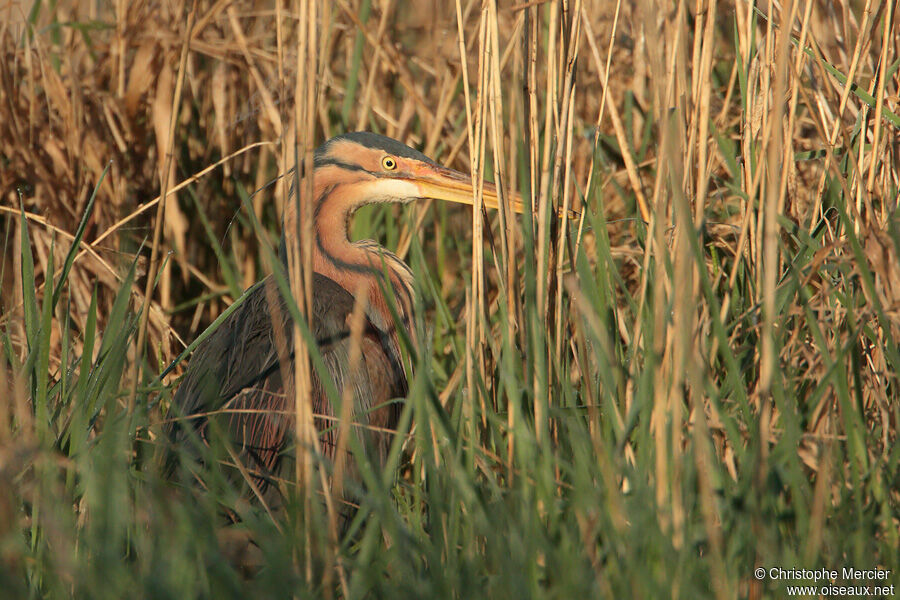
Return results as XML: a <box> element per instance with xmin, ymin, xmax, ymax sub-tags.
<box><xmin>381</xmin><ymin>156</ymin><xmax>397</xmax><ymax>171</ymax></box>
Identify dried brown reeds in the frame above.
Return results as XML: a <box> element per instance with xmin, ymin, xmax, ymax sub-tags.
<box><xmin>1</xmin><ymin>0</ymin><xmax>898</xmax><ymax>484</ymax></box>
<box><xmin>0</xmin><ymin>0</ymin><xmax>610</xmax><ymax>364</ymax></box>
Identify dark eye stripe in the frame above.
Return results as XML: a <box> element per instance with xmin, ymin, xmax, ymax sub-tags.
<box><xmin>313</xmin><ymin>157</ymin><xmax>372</xmax><ymax>173</ymax></box>
<box><xmin>313</xmin><ymin>156</ymin><xmax>408</xmax><ymax>178</ymax></box>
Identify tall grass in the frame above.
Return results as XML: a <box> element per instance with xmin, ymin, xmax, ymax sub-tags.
<box><xmin>1</xmin><ymin>0</ymin><xmax>899</xmax><ymax>597</ymax></box>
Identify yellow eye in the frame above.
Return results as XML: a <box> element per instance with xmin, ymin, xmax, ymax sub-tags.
<box><xmin>381</xmin><ymin>156</ymin><xmax>397</xmax><ymax>170</ymax></box>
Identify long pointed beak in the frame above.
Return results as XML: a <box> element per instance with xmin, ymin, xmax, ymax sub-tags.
<box><xmin>409</xmin><ymin>164</ymin><xmax>579</xmax><ymax>219</ymax></box>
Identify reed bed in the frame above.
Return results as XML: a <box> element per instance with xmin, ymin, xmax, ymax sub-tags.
<box><xmin>1</xmin><ymin>0</ymin><xmax>898</xmax><ymax>597</ymax></box>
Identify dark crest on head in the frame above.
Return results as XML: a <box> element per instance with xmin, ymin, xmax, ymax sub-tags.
<box><xmin>315</xmin><ymin>131</ymin><xmax>436</xmax><ymax>166</ymax></box>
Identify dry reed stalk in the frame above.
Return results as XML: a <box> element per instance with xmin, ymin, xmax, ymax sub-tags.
<box><xmin>455</xmin><ymin>0</ymin><xmax>486</xmax><ymax>440</ymax></box>
<box><xmin>484</xmin><ymin>0</ymin><xmax>514</xmax><ymax>473</ymax></box>
<box><xmin>693</xmin><ymin>0</ymin><xmax>718</xmax><ymax>224</ymax></box>
<box><xmin>810</xmin><ymin>0</ymin><xmax>876</xmax><ymax>232</ymax></box>
<box><xmin>667</xmin><ymin>2</ymin><xmax>690</xmax><ymax>551</ymax></box>
<box><xmin>533</xmin><ymin>2</ymin><xmax>558</xmax><ymax>448</ymax></box>
<box><xmin>130</xmin><ymin>0</ymin><xmax>198</xmax><ymax>412</ymax></box>
<box><xmin>355</xmin><ymin>0</ymin><xmax>394</xmax><ymax>133</ymax></box>
<box><xmin>552</xmin><ymin>2</ymin><xmax>581</xmax><ymax>369</ymax></box>
<box><xmin>865</xmin><ymin>0</ymin><xmax>894</xmax><ymax>198</ymax></box>
<box><xmin>283</xmin><ymin>0</ymin><xmax>319</xmax><ymax>585</ymax></box>
<box><xmin>760</xmin><ymin>0</ymin><xmax>793</xmax><ymax>398</ymax></box>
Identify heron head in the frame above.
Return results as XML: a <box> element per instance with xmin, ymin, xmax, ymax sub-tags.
<box><xmin>310</xmin><ymin>131</ymin><xmax>521</xmax><ymax>212</ymax></box>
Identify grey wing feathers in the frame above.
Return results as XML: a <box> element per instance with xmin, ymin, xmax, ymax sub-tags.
<box><xmin>168</xmin><ymin>272</ymin><xmax>405</xmax><ymax>490</ymax></box>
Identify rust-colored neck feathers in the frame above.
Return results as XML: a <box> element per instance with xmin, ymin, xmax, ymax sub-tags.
<box><xmin>283</xmin><ymin>165</ymin><xmax>415</xmax><ymax>354</ymax></box>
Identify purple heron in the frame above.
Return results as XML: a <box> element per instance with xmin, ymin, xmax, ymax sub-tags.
<box><xmin>168</xmin><ymin>132</ymin><xmax>518</xmax><ymax>509</ymax></box>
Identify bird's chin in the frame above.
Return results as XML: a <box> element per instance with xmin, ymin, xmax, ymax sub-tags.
<box><xmin>361</xmin><ymin>178</ymin><xmax>422</xmax><ymax>203</ymax></box>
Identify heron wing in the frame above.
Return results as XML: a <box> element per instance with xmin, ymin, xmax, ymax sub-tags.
<box><xmin>168</xmin><ymin>273</ymin><xmax>405</xmax><ymax>489</ymax></box>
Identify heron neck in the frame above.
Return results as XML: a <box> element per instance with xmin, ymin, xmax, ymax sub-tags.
<box><xmin>310</xmin><ymin>190</ymin><xmax>415</xmax><ymax>339</ymax></box>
